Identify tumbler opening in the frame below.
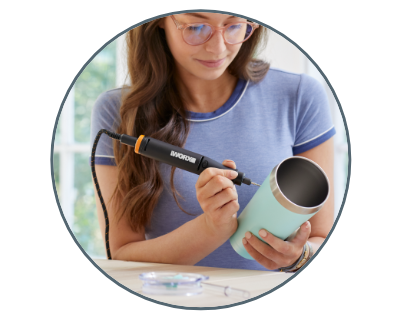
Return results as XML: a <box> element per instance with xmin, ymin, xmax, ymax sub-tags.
<box><xmin>276</xmin><ymin>158</ymin><xmax>329</xmax><ymax>208</ymax></box>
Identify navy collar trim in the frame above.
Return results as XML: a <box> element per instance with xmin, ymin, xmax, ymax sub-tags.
<box><xmin>187</xmin><ymin>78</ymin><xmax>249</xmax><ymax>122</ymax></box>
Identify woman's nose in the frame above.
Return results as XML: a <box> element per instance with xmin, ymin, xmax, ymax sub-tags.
<box><xmin>204</xmin><ymin>30</ymin><xmax>226</xmax><ymax>54</ymax></box>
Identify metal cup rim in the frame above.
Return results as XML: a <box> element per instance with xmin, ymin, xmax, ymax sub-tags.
<box><xmin>269</xmin><ymin>156</ymin><xmax>330</xmax><ymax>215</ymax></box>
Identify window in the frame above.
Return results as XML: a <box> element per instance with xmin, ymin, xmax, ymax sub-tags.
<box><xmin>54</xmin><ymin>38</ymin><xmax>120</xmax><ymax>258</ymax></box>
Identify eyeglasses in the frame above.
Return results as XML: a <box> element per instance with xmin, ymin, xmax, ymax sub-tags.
<box><xmin>170</xmin><ymin>15</ymin><xmax>259</xmax><ymax>46</ymax></box>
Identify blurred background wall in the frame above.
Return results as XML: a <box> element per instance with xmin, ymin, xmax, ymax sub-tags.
<box><xmin>53</xmin><ymin>28</ymin><xmax>348</xmax><ymax>259</ymax></box>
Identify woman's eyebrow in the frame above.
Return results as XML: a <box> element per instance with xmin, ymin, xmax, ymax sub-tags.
<box><xmin>183</xmin><ymin>13</ymin><xmax>237</xmax><ymax>19</ymax></box>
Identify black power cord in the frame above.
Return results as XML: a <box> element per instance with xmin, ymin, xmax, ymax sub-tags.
<box><xmin>91</xmin><ymin>129</ymin><xmax>121</xmax><ymax>260</ymax></box>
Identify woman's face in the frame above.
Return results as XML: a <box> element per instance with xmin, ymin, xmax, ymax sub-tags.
<box><xmin>159</xmin><ymin>13</ymin><xmax>247</xmax><ymax>81</ymax></box>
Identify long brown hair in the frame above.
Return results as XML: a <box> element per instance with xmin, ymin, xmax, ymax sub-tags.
<box><xmin>111</xmin><ymin>15</ymin><xmax>270</xmax><ymax>233</ymax></box>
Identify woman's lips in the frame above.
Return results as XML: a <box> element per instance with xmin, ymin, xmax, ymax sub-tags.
<box><xmin>196</xmin><ymin>58</ymin><xmax>225</xmax><ymax>68</ymax></box>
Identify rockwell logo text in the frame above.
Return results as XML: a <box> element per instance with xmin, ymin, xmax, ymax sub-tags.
<box><xmin>170</xmin><ymin>151</ymin><xmax>196</xmax><ymax>164</ymax></box>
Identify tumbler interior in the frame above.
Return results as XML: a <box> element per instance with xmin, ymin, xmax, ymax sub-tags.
<box><xmin>276</xmin><ymin>158</ymin><xmax>329</xmax><ymax>208</ymax></box>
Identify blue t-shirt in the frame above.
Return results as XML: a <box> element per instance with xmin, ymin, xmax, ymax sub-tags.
<box><xmin>90</xmin><ymin>68</ymin><xmax>335</xmax><ymax>270</ymax></box>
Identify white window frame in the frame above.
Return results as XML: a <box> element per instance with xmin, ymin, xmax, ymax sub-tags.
<box><xmin>54</xmin><ymin>36</ymin><xmax>125</xmax><ymax>229</ymax></box>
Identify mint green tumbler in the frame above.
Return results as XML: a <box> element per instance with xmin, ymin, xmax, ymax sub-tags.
<box><xmin>230</xmin><ymin>156</ymin><xmax>330</xmax><ymax>260</ymax></box>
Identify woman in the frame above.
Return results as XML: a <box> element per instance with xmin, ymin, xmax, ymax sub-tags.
<box><xmin>90</xmin><ymin>12</ymin><xmax>335</xmax><ymax>271</ymax></box>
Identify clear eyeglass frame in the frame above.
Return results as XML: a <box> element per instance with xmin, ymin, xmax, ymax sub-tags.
<box><xmin>170</xmin><ymin>15</ymin><xmax>259</xmax><ymax>46</ymax></box>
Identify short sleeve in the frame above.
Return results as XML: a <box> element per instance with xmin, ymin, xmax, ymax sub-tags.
<box><xmin>90</xmin><ymin>89</ymin><xmax>122</xmax><ymax>166</ymax></box>
<box><xmin>292</xmin><ymin>74</ymin><xmax>336</xmax><ymax>154</ymax></box>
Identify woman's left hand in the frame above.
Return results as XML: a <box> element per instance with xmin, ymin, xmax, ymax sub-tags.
<box><xmin>242</xmin><ymin>221</ymin><xmax>311</xmax><ymax>270</ymax></box>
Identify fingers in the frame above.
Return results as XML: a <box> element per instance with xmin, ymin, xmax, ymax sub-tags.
<box><xmin>258</xmin><ymin>223</ymin><xmax>310</xmax><ymax>254</ymax></box>
<box><xmin>222</xmin><ymin>160</ymin><xmax>237</xmax><ymax>193</ymax></box>
<box><xmin>196</xmin><ymin>167</ymin><xmax>238</xmax><ymax>190</ymax></box>
<box><xmin>242</xmin><ymin>235</ymin><xmax>279</xmax><ymax>270</ymax></box>
<box><xmin>243</xmin><ymin>231</ymin><xmax>282</xmax><ymax>263</ymax></box>
<box><xmin>208</xmin><ymin>186</ymin><xmax>238</xmax><ymax>211</ymax></box>
<box><xmin>196</xmin><ymin>159</ymin><xmax>237</xmax><ymax>189</ymax></box>
<box><xmin>290</xmin><ymin>221</ymin><xmax>311</xmax><ymax>246</ymax></box>
<box><xmin>243</xmin><ymin>222</ymin><xmax>312</xmax><ymax>269</ymax></box>
<box><xmin>256</xmin><ymin>229</ymin><xmax>295</xmax><ymax>256</ymax></box>
<box><xmin>244</xmin><ymin>231</ymin><xmax>302</xmax><ymax>268</ymax></box>
<box><xmin>222</xmin><ymin>159</ymin><xmax>237</xmax><ymax>169</ymax></box>
<box><xmin>197</xmin><ymin>173</ymin><xmax>236</xmax><ymax>202</ymax></box>
<box><xmin>196</xmin><ymin>169</ymin><xmax>239</xmax><ymax>215</ymax></box>
<box><xmin>195</xmin><ymin>160</ymin><xmax>240</xmax><ymax>225</ymax></box>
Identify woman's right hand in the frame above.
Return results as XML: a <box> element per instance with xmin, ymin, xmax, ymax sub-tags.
<box><xmin>195</xmin><ymin>160</ymin><xmax>240</xmax><ymax>239</ymax></box>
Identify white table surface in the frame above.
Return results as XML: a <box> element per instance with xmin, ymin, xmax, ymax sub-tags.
<box><xmin>93</xmin><ymin>259</ymin><xmax>293</xmax><ymax>308</ymax></box>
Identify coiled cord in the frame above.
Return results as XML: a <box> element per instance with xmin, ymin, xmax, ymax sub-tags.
<box><xmin>91</xmin><ymin>129</ymin><xmax>121</xmax><ymax>260</ymax></box>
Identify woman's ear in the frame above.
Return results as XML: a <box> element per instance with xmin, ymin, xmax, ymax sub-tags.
<box><xmin>158</xmin><ymin>18</ymin><xmax>165</xmax><ymax>29</ymax></box>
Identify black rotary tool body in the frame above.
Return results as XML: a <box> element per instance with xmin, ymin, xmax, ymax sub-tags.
<box><xmin>120</xmin><ymin>134</ymin><xmax>257</xmax><ymax>186</ymax></box>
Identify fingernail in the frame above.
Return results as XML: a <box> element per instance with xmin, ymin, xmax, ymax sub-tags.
<box><xmin>259</xmin><ymin>229</ymin><xmax>267</xmax><ymax>238</ymax></box>
<box><xmin>229</xmin><ymin>171</ymin><xmax>238</xmax><ymax>179</ymax></box>
<box><xmin>242</xmin><ymin>238</ymin><xmax>247</xmax><ymax>245</ymax></box>
<box><xmin>245</xmin><ymin>232</ymin><xmax>252</xmax><ymax>240</ymax></box>
<box><xmin>305</xmin><ymin>221</ymin><xmax>310</xmax><ymax>229</ymax></box>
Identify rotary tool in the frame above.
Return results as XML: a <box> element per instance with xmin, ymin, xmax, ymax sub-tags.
<box><xmin>118</xmin><ymin>132</ymin><xmax>260</xmax><ymax>187</ymax></box>
<box><xmin>91</xmin><ymin>129</ymin><xmax>260</xmax><ymax>259</ymax></box>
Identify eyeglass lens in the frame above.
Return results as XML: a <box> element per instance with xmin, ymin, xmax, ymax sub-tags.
<box><xmin>183</xmin><ymin>23</ymin><xmax>253</xmax><ymax>45</ymax></box>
